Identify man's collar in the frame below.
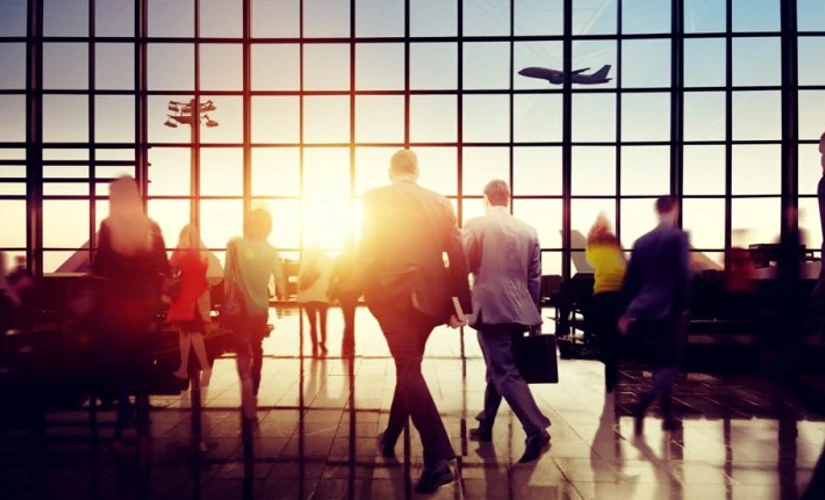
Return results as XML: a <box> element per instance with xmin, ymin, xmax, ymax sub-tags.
<box><xmin>488</xmin><ymin>205</ymin><xmax>509</xmax><ymax>213</ymax></box>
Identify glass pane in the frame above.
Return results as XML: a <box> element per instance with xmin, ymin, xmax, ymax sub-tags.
<box><xmin>201</xmin><ymin>45</ymin><xmax>242</xmax><ymax>91</ymax></box>
<box><xmin>416</xmin><ymin>148</ymin><xmax>458</xmax><ymax>196</ymax></box>
<box><xmin>201</xmin><ymin>0</ymin><xmax>241</xmax><ymax>38</ymax></box>
<box><xmin>305</xmin><ymin>44</ymin><xmax>350</xmax><ymax>91</ymax></box>
<box><xmin>512</xmin><ymin>200</ymin><xmax>563</xmax><ymax>248</ymax></box>
<box><xmin>620</xmin><ymin>199</ymin><xmax>659</xmax><ymax>248</ymax></box>
<box><xmin>252</xmin><ymin>0</ymin><xmax>299</xmax><ymax>38</ymax></box>
<box><xmin>148</xmin><ymin>148</ymin><xmax>190</xmax><ymax>196</ymax></box>
<box><xmin>799</xmin><ymin>143</ymin><xmax>822</xmax><ymax>196</ymax></box>
<box><xmin>44</xmin><ymin>251</ymin><xmax>84</xmax><ymax>274</ymax></box>
<box><xmin>96</xmin><ymin>0</ymin><xmax>134</xmax><ymax>37</ymax></box>
<box><xmin>410</xmin><ymin>43</ymin><xmax>457</xmax><ymax>90</ymax></box>
<box><xmin>621</xmin><ymin>40</ymin><xmax>670</xmax><ymax>89</ymax></box>
<box><xmin>571</xmin><ymin>199</ymin><xmax>616</xmax><ymax>249</ymax></box>
<box><xmin>572</xmin><ymin>147</ymin><xmax>616</xmax><ymax>196</ymax></box>
<box><xmin>201</xmin><ymin>148</ymin><xmax>242</xmax><ymax>196</ymax></box>
<box><xmin>683</xmin><ymin>199</ymin><xmax>725</xmax><ymax>249</ymax></box>
<box><xmin>356</xmin><ymin>0</ymin><xmax>404</xmax><ymax>37</ymax></box>
<box><xmin>732</xmin><ymin>91</ymin><xmax>781</xmax><ymax>140</ymax></box>
<box><xmin>148</xmin><ymin>44</ymin><xmax>194</xmax><ymax>90</ymax></box>
<box><xmin>514</xmin><ymin>41</ymin><xmax>564</xmax><ymax>91</ymax></box>
<box><xmin>251</xmin><ymin>148</ymin><xmax>300</xmax><ymax>197</ymax></box>
<box><xmin>200</xmin><ymin>96</ymin><xmax>242</xmax><ymax>144</ymax></box>
<box><xmin>623</xmin><ymin>0</ymin><xmax>670</xmax><ymax>34</ymax></box>
<box><xmin>0</xmin><ymin>44</ymin><xmax>25</xmax><ymax>90</ymax></box>
<box><xmin>44</xmin><ymin>43</ymin><xmax>88</xmax><ymax>90</ymax></box>
<box><xmin>463</xmin><ymin>0</ymin><xmax>510</xmax><ymax>36</ymax></box>
<box><xmin>572</xmin><ymin>0</ymin><xmax>617</xmax><ymax>35</ymax></box>
<box><xmin>798</xmin><ymin>0</ymin><xmax>825</xmax><ymax>32</ymax></box>
<box><xmin>683</xmin><ymin>145</ymin><xmax>725</xmax><ymax>195</ymax></box>
<box><xmin>356</xmin><ymin>96</ymin><xmax>404</xmax><ymax>144</ymax></box>
<box><xmin>684</xmin><ymin>38</ymin><xmax>726</xmax><ymax>88</ymax></box>
<box><xmin>252</xmin><ymin>97</ymin><xmax>300</xmax><ymax>144</ymax></box>
<box><xmin>0</xmin><ymin>0</ymin><xmax>27</xmax><ymax>37</ymax></box>
<box><xmin>543</xmin><ymin>251</ymin><xmax>562</xmax><ymax>276</ymax></box>
<box><xmin>621</xmin><ymin>146</ymin><xmax>670</xmax><ymax>196</ymax></box>
<box><xmin>44</xmin><ymin>96</ymin><xmax>88</xmax><ymax>143</ymax></box>
<box><xmin>96</xmin><ymin>44</ymin><xmax>134</xmax><ymax>90</ymax></box>
<box><xmin>799</xmin><ymin>91</ymin><xmax>825</xmax><ymax>141</ymax></box>
<box><xmin>355</xmin><ymin>146</ymin><xmax>394</xmax><ymax>195</ymax></box>
<box><xmin>621</xmin><ymin>93</ymin><xmax>670</xmax><ymax>142</ymax></box>
<box><xmin>148</xmin><ymin>0</ymin><xmax>194</xmax><ymax>38</ymax></box>
<box><xmin>147</xmin><ymin>200</ymin><xmax>190</xmax><ymax>250</ymax></box>
<box><xmin>732</xmin><ymin>145</ymin><xmax>781</xmax><ymax>195</ymax></box>
<box><xmin>252</xmin><ymin>45</ymin><xmax>300</xmax><ymax>91</ymax></box>
<box><xmin>731</xmin><ymin>198</ymin><xmax>780</xmax><ymax>247</ymax></box>
<box><xmin>572</xmin><ymin>94</ymin><xmax>616</xmax><ymax>143</ymax></box>
<box><xmin>44</xmin><ymin>0</ymin><xmax>87</xmax><ymax>36</ymax></box>
<box><xmin>44</xmin><ymin>200</ymin><xmax>90</xmax><ymax>249</ymax></box>
<box><xmin>684</xmin><ymin>0</ymin><xmax>726</xmax><ymax>33</ymax></box>
<box><xmin>684</xmin><ymin>92</ymin><xmax>726</xmax><ymax>141</ymax></box>
<box><xmin>514</xmin><ymin>0</ymin><xmax>563</xmax><ymax>36</ymax></box>
<box><xmin>799</xmin><ymin>197</ymin><xmax>821</xmax><ymax>249</ymax></box>
<box><xmin>304</xmin><ymin>97</ymin><xmax>350</xmax><ymax>144</ymax></box>
<box><xmin>410</xmin><ymin>0</ymin><xmax>457</xmax><ymax>37</ymax></box>
<box><xmin>798</xmin><ymin>37</ymin><xmax>825</xmax><ymax>86</ymax></box>
<box><xmin>0</xmin><ymin>200</ymin><xmax>26</xmax><ymax>248</ymax></box>
<box><xmin>733</xmin><ymin>37</ymin><xmax>781</xmax><ymax>87</ymax></box>
<box><xmin>462</xmin><ymin>147</ymin><xmax>509</xmax><ymax>196</ymax></box>
<box><xmin>461</xmin><ymin>197</ymin><xmax>487</xmax><ymax>224</ymax></box>
<box><xmin>573</xmin><ymin>40</ymin><xmax>617</xmax><ymax>90</ymax></box>
<box><xmin>303</xmin><ymin>148</ymin><xmax>352</xmax><ymax>246</ymax></box>
<box><xmin>356</xmin><ymin>44</ymin><xmax>404</xmax><ymax>90</ymax></box>
<box><xmin>0</xmin><ymin>96</ymin><xmax>25</xmax><ymax>142</ymax></box>
<box><xmin>514</xmin><ymin>94</ymin><xmax>563</xmax><ymax>143</ymax></box>
<box><xmin>304</xmin><ymin>0</ymin><xmax>350</xmax><ymax>38</ymax></box>
<box><xmin>463</xmin><ymin>95</ymin><xmax>510</xmax><ymax>143</ymax></box>
<box><xmin>267</xmin><ymin>199</ymin><xmax>301</xmax><ymax>249</ymax></box>
<box><xmin>732</xmin><ymin>0</ymin><xmax>779</xmax><ymax>33</ymax></box>
<box><xmin>200</xmin><ymin>200</ymin><xmax>244</xmax><ymax>249</ymax></box>
<box><xmin>463</xmin><ymin>42</ymin><xmax>510</xmax><ymax>90</ymax></box>
<box><xmin>513</xmin><ymin>147</ymin><xmax>562</xmax><ymax>196</ymax></box>
<box><xmin>95</xmin><ymin>96</ymin><xmax>135</xmax><ymax>143</ymax></box>
<box><xmin>410</xmin><ymin>96</ymin><xmax>457</xmax><ymax>143</ymax></box>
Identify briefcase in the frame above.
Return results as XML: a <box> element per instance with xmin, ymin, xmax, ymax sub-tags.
<box><xmin>514</xmin><ymin>333</ymin><xmax>559</xmax><ymax>384</ymax></box>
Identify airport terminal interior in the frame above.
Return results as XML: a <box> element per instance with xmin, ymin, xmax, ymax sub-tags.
<box><xmin>3</xmin><ymin>0</ymin><xmax>825</xmax><ymax>498</ymax></box>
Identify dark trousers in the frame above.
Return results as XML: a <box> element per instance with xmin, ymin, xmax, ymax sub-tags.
<box><xmin>303</xmin><ymin>302</ymin><xmax>329</xmax><ymax>349</ymax></box>
<box><xmin>633</xmin><ymin>315</ymin><xmax>685</xmax><ymax>420</ymax></box>
<box><xmin>476</xmin><ymin>324</ymin><xmax>551</xmax><ymax>437</ymax></box>
<box><xmin>232</xmin><ymin>313</ymin><xmax>267</xmax><ymax>396</ymax></box>
<box><xmin>339</xmin><ymin>295</ymin><xmax>358</xmax><ymax>355</ymax></box>
<box><xmin>373</xmin><ymin>304</ymin><xmax>454</xmax><ymax>467</ymax></box>
<box><xmin>588</xmin><ymin>292</ymin><xmax>625</xmax><ymax>390</ymax></box>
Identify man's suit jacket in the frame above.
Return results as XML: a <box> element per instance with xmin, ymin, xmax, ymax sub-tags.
<box><xmin>624</xmin><ymin>224</ymin><xmax>691</xmax><ymax>322</ymax></box>
<box><xmin>358</xmin><ymin>180</ymin><xmax>472</xmax><ymax>322</ymax></box>
<box><xmin>462</xmin><ymin>207</ymin><xmax>542</xmax><ymax>328</ymax></box>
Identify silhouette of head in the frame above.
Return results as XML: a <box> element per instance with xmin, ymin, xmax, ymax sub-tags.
<box><xmin>483</xmin><ymin>179</ymin><xmax>510</xmax><ymax>208</ymax></box>
<box><xmin>389</xmin><ymin>149</ymin><xmax>419</xmax><ymax>183</ymax></box>
<box><xmin>820</xmin><ymin>132</ymin><xmax>825</xmax><ymax>171</ymax></box>
<box><xmin>245</xmin><ymin>208</ymin><xmax>273</xmax><ymax>241</ymax></box>
<box><xmin>109</xmin><ymin>176</ymin><xmax>143</xmax><ymax>217</ymax></box>
<box><xmin>655</xmin><ymin>196</ymin><xmax>679</xmax><ymax>227</ymax></box>
<box><xmin>178</xmin><ymin>224</ymin><xmax>205</xmax><ymax>249</ymax></box>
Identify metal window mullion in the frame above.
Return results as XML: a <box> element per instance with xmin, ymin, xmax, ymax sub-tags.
<box><xmin>508</xmin><ymin>0</ymin><xmax>514</xmax><ymax>215</ymax></box>
<box><xmin>724</xmin><ymin>0</ymin><xmax>733</xmax><ymax>256</ymax></box>
<box><xmin>298</xmin><ymin>0</ymin><xmax>305</xmax><ymax>254</ymax></box>
<box><xmin>192</xmin><ymin>0</ymin><xmax>201</xmax><ymax>229</ymax></box>
<box><xmin>672</xmin><ymin>0</ymin><xmax>684</xmax><ymax>225</ymax></box>
<box><xmin>404</xmin><ymin>0</ymin><xmax>411</xmax><ymax>149</ymax></box>
<box><xmin>135</xmin><ymin>0</ymin><xmax>148</xmax><ymax>204</ymax></box>
<box><xmin>615</xmin><ymin>0</ymin><xmax>622</xmax><ymax>242</ymax></box>
<box><xmin>561</xmin><ymin>0</ymin><xmax>573</xmax><ymax>280</ymax></box>
<box><xmin>242</xmin><ymin>0</ymin><xmax>251</xmax><ymax>217</ymax></box>
<box><xmin>26</xmin><ymin>0</ymin><xmax>44</xmax><ymax>276</ymax></box>
<box><xmin>88</xmin><ymin>0</ymin><xmax>96</xmax><ymax>261</ymax></box>
<box><xmin>350</xmin><ymin>0</ymin><xmax>356</xmax><ymax>237</ymax></box>
<box><xmin>780</xmin><ymin>0</ymin><xmax>799</xmax><ymax>236</ymax></box>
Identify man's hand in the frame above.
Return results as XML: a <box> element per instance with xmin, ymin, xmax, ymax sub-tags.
<box><xmin>448</xmin><ymin>314</ymin><xmax>467</xmax><ymax>329</ymax></box>
<box><xmin>617</xmin><ymin>316</ymin><xmax>634</xmax><ymax>336</ymax></box>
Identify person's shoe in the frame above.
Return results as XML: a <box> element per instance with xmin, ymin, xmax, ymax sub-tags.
<box><xmin>320</xmin><ymin>343</ymin><xmax>329</xmax><ymax>355</ymax></box>
<box><xmin>376</xmin><ymin>431</ymin><xmax>395</xmax><ymax>458</ymax></box>
<box><xmin>518</xmin><ymin>430</ymin><xmax>551</xmax><ymax>464</ymax></box>
<box><xmin>414</xmin><ymin>460</ymin><xmax>454</xmax><ymax>494</ymax></box>
<box><xmin>469</xmin><ymin>426</ymin><xmax>492</xmax><ymax>443</ymax></box>
<box><xmin>173</xmin><ymin>369</ymin><xmax>188</xmax><ymax>380</ymax></box>
<box><xmin>661</xmin><ymin>418</ymin><xmax>681</xmax><ymax>431</ymax></box>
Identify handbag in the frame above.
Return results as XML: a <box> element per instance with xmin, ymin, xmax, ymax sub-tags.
<box><xmin>219</xmin><ymin>241</ymin><xmax>247</xmax><ymax>327</ymax></box>
<box><xmin>162</xmin><ymin>267</ymin><xmax>182</xmax><ymax>301</ymax></box>
<box><xmin>514</xmin><ymin>330</ymin><xmax>560</xmax><ymax>384</ymax></box>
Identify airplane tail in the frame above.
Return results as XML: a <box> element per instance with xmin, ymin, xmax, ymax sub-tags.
<box><xmin>592</xmin><ymin>64</ymin><xmax>611</xmax><ymax>80</ymax></box>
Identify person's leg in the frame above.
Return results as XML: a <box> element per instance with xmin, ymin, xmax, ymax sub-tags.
<box><xmin>304</xmin><ymin>304</ymin><xmax>319</xmax><ymax>356</ymax></box>
<box><xmin>341</xmin><ymin>297</ymin><xmax>356</xmax><ymax>356</ymax></box>
<box><xmin>475</xmin><ymin>330</ymin><xmax>502</xmax><ymax>431</ymax></box>
<box><xmin>190</xmin><ymin>333</ymin><xmax>210</xmax><ymax>371</ymax></box>
<box><xmin>232</xmin><ymin>316</ymin><xmax>257</xmax><ymax>420</ymax></box>
<box><xmin>318</xmin><ymin>303</ymin><xmax>329</xmax><ymax>354</ymax></box>
<box><xmin>174</xmin><ymin>330</ymin><xmax>192</xmax><ymax>379</ymax></box>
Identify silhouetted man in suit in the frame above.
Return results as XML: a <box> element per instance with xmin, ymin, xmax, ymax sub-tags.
<box><xmin>358</xmin><ymin>149</ymin><xmax>472</xmax><ymax>494</ymax></box>
<box><xmin>618</xmin><ymin>196</ymin><xmax>691</xmax><ymax>434</ymax></box>
<box><xmin>812</xmin><ymin>132</ymin><xmax>825</xmax><ymax>333</ymax></box>
<box><xmin>463</xmin><ymin>180</ymin><xmax>551</xmax><ymax>463</ymax></box>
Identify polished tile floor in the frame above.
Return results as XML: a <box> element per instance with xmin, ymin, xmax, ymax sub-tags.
<box><xmin>1</xmin><ymin>306</ymin><xmax>824</xmax><ymax>499</ymax></box>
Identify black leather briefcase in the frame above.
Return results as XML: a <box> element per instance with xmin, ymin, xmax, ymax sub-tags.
<box><xmin>514</xmin><ymin>333</ymin><xmax>559</xmax><ymax>384</ymax></box>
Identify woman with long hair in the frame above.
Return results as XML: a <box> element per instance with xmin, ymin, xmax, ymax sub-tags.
<box><xmin>93</xmin><ymin>176</ymin><xmax>168</xmax><ymax>449</ymax></box>
<box><xmin>585</xmin><ymin>213</ymin><xmax>627</xmax><ymax>393</ymax></box>
<box><xmin>168</xmin><ymin>224</ymin><xmax>222</xmax><ymax>383</ymax></box>
<box><xmin>297</xmin><ymin>242</ymin><xmax>333</xmax><ymax>357</ymax></box>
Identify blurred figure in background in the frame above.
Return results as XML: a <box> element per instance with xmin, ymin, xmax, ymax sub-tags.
<box><xmin>169</xmin><ymin>224</ymin><xmax>222</xmax><ymax>383</ymax></box>
<box><xmin>298</xmin><ymin>242</ymin><xmax>333</xmax><ymax>358</ymax></box>
<box><xmin>94</xmin><ymin>176</ymin><xmax>168</xmax><ymax>449</ymax></box>
<box><xmin>223</xmin><ymin>208</ymin><xmax>285</xmax><ymax>420</ymax></box>
<box><xmin>618</xmin><ymin>196</ymin><xmax>690</xmax><ymax>435</ymax></box>
<box><xmin>813</xmin><ymin>132</ymin><xmax>825</xmax><ymax>336</ymax></box>
<box><xmin>0</xmin><ymin>252</ymin><xmax>17</xmax><ymax>373</ymax></box>
<box><xmin>328</xmin><ymin>237</ymin><xmax>361</xmax><ymax>357</ymax></box>
<box><xmin>585</xmin><ymin>213</ymin><xmax>627</xmax><ymax>393</ymax></box>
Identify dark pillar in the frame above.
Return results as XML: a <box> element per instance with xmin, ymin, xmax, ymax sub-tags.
<box><xmin>25</xmin><ymin>0</ymin><xmax>43</xmax><ymax>277</ymax></box>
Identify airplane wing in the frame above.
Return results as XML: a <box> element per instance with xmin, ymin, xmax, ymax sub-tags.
<box><xmin>571</xmin><ymin>67</ymin><xmax>591</xmax><ymax>75</ymax></box>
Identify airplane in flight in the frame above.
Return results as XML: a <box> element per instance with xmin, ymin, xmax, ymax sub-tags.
<box><xmin>518</xmin><ymin>64</ymin><xmax>612</xmax><ymax>85</ymax></box>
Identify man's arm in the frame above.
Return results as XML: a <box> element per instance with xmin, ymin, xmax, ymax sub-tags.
<box><xmin>272</xmin><ymin>248</ymin><xmax>286</xmax><ymax>299</ymax></box>
<box><xmin>356</xmin><ymin>190</ymin><xmax>381</xmax><ymax>292</ymax></box>
<box><xmin>621</xmin><ymin>242</ymin><xmax>643</xmax><ymax>320</ymax></box>
<box><xmin>461</xmin><ymin>220</ymin><xmax>481</xmax><ymax>275</ymax></box>
<box><xmin>528</xmin><ymin>234</ymin><xmax>542</xmax><ymax>310</ymax></box>
<box><xmin>443</xmin><ymin>199</ymin><xmax>472</xmax><ymax>314</ymax></box>
<box><xmin>675</xmin><ymin>232</ymin><xmax>691</xmax><ymax>312</ymax></box>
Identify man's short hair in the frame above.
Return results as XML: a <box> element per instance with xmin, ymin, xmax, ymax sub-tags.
<box><xmin>390</xmin><ymin>149</ymin><xmax>418</xmax><ymax>175</ymax></box>
<box><xmin>654</xmin><ymin>196</ymin><xmax>678</xmax><ymax>214</ymax></box>
<box><xmin>483</xmin><ymin>179</ymin><xmax>510</xmax><ymax>207</ymax></box>
<box><xmin>244</xmin><ymin>208</ymin><xmax>273</xmax><ymax>240</ymax></box>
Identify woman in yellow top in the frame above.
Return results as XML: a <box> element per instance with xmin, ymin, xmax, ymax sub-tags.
<box><xmin>585</xmin><ymin>213</ymin><xmax>627</xmax><ymax>393</ymax></box>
